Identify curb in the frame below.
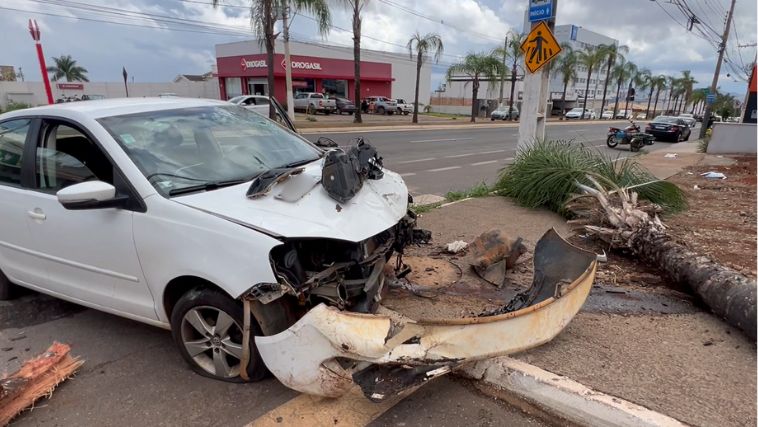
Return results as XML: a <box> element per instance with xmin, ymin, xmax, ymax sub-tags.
<box><xmin>298</xmin><ymin>119</ymin><xmax>633</xmax><ymax>134</ymax></box>
<box><xmin>460</xmin><ymin>357</ymin><xmax>687</xmax><ymax>427</ymax></box>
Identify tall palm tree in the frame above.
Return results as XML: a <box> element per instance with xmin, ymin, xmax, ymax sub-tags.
<box><xmin>598</xmin><ymin>44</ymin><xmax>628</xmax><ymax>118</ymax></box>
<box><xmin>492</xmin><ymin>32</ymin><xmax>525</xmax><ymax>120</ymax></box>
<box><xmin>46</xmin><ymin>55</ymin><xmax>89</xmax><ymax>82</ymax></box>
<box><xmin>650</xmin><ymin>75</ymin><xmax>667</xmax><ymax>117</ymax></box>
<box><xmin>690</xmin><ymin>87</ymin><xmax>707</xmax><ymax>114</ymax></box>
<box><xmin>213</xmin><ymin>0</ymin><xmax>277</xmax><ymax>119</ymax></box>
<box><xmin>446</xmin><ymin>52</ymin><xmax>503</xmax><ymax>122</ymax></box>
<box><xmin>664</xmin><ymin>75</ymin><xmax>678</xmax><ymax>114</ymax></box>
<box><xmin>678</xmin><ymin>70</ymin><xmax>697</xmax><ymax>114</ymax></box>
<box><xmin>337</xmin><ymin>0</ymin><xmax>369</xmax><ymax>123</ymax></box>
<box><xmin>556</xmin><ymin>46</ymin><xmax>577</xmax><ymax>118</ymax></box>
<box><xmin>611</xmin><ymin>60</ymin><xmax>636</xmax><ymax>118</ymax></box>
<box><xmin>281</xmin><ymin>0</ymin><xmax>331</xmax><ymax>119</ymax></box>
<box><xmin>576</xmin><ymin>46</ymin><xmax>603</xmax><ymax>119</ymax></box>
<box><xmin>626</xmin><ymin>67</ymin><xmax>648</xmax><ymax>117</ymax></box>
<box><xmin>407</xmin><ymin>32</ymin><xmax>443</xmax><ymax>123</ymax></box>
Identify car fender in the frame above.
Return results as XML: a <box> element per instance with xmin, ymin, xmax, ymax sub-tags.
<box><xmin>134</xmin><ymin>195</ymin><xmax>281</xmax><ymax>323</ymax></box>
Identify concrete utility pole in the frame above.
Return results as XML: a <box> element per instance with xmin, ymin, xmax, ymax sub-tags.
<box><xmin>699</xmin><ymin>0</ymin><xmax>737</xmax><ymax>139</ymax></box>
<box><xmin>517</xmin><ymin>0</ymin><xmax>557</xmax><ymax>149</ymax></box>
<box><xmin>282</xmin><ymin>5</ymin><xmax>296</xmax><ymax>121</ymax></box>
<box><xmin>498</xmin><ymin>35</ymin><xmax>508</xmax><ymax>107</ymax></box>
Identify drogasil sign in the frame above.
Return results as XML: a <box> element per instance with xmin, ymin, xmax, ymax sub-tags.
<box><xmin>239</xmin><ymin>57</ymin><xmax>323</xmax><ymax>71</ymax></box>
<box><xmin>241</xmin><ymin>58</ymin><xmax>267</xmax><ymax>70</ymax></box>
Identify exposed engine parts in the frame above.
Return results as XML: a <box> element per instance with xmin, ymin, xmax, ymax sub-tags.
<box><xmin>321</xmin><ymin>138</ymin><xmax>384</xmax><ymax>204</ymax></box>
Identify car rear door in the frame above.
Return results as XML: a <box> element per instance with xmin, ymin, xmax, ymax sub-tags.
<box><xmin>0</xmin><ymin>118</ymin><xmax>49</xmax><ymax>286</ymax></box>
<box><xmin>21</xmin><ymin>118</ymin><xmax>156</xmax><ymax>319</ymax></box>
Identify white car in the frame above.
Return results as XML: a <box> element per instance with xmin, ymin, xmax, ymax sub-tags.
<box><xmin>601</xmin><ymin>110</ymin><xmax>614</xmax><ymax>119</ymax></box>
<box><xmin>394</xmin><ymin>98</ymin><xmax>413</xmax><ymax>115</ymax></box>
<box><xmin>0</xmin><ymin>98</ymin><xmax>414</xmax><ymax>382</ymax></box>
<box><xmin>564</xmin><ymin>108</ymin><xmax>596</xmax><ymax>120</ymax></box>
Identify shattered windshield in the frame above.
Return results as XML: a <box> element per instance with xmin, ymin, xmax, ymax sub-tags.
<box><xmin>98</xmin><ymin>105</ymin><xmax>320</xmax><ymax>196</ymax></box>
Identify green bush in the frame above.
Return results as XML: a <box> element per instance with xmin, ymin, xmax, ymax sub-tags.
<box><xmin>495</xmin><ymin>140</ymin><xmax>687</xmax><ymax>215</ymax></box>
<box><xmin>2</xmin><ymin>101</ymin><xmax>31</xmax><ymax>113</ymax></box>
<box><xmin>697</xmin><ymin>134</ymin><xmax>710</xmax><ymax>153</ymax></box>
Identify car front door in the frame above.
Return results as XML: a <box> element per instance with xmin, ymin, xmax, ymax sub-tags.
<box><xmin>0</xmin><ymin>118</ymin><xmax>49</xmax><ymax>286</ymax></box>
<box><xmin>22</xmin><ymin>119</ymin><xmax>156</xmax><ymax>320</ymax></box>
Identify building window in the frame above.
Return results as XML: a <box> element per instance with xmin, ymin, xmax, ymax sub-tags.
<box><xmin>293</xmin><ymin>79</ymin><xmax>315</xmax><ymax>95</ymax></box>
<box><xmin>322</xmin><ymin>79</ymin><xmax>348</xmax><ymax>98</ymax></box>
<box><xmin>225</xmin><ymin>77</ymin><xmax>242</xmax><ymax>99</ymax></box>
<box><xmin>247</xmin><ymin>79</ymin><xmax>268</xmax><ymax>96</ymax></box>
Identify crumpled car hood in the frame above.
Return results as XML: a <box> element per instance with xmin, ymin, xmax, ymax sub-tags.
<box><xmin>174</xmin><ymin>160</ymin><xmax>409</xmax><ymax>242</ymax></box>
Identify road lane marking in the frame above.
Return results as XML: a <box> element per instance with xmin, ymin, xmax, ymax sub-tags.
<box><xmin>427</xmin><ymin>166</ymin><xmax>461</xmax><ymax>172</ymax></box>
<box><xmin>397</xmin><ymin>157</ymin><xmax>436</xmax><ymax>164</ymax></box>
<box><xmin>409</xmin><ymin>137</ymin><xmax>474</xmax><ymax>143</ymax></box>
<box><xmin>445</xmin><ymin>149</ymin><xmax>507</xmax><ymax>158</ymax></box>
<box><xmin>470</xmin><ymin>160</ymin><xmax>498</xmax><ymax>166</ymax></box>
<box><xmin>400</xmin><ymin>172</ymin><xmax>417</xmax><ymax>177</ymax></box>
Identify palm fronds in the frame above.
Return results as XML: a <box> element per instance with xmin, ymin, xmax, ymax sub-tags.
<box><xmin>495</xmin><ymin>140</ymin><xmax>686</xmax><ymax>215</ymax></box>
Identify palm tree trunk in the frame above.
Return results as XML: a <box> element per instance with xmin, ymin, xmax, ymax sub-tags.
<box><xmin>471</xmin><ymin>77</ymin><xmax>479</xmax><ymax>123</ymax></box>
<box><xmin>624</xmin><ymin>78</ymin><xmax>633</xmax><ymax>116</ymax></box>
<box><xmin>645</xmin><ymin>87</ymin><xmax>654</xmax><ymax>117</ymax></box>
<box><xmin>412</xmin><ymin>51</ymin><xmax>422</xmax><ymax>124</ymax></box>
<box><xmin>560</xmin><ymin>80</ymin><xmax>568</xmax><ymax>118</ymax></box>
<box><xmin>600</xmin><ymin>58</ymin><xmax>612</xmax><ymax>118</ymax></box>
<box><xmin>508</xmin><ymin>61</ymin><xmax>517</xmax><ymax>121</ymax></box>
<box><xmin>653</xmin><ymin>87</ymin><xmax>661</xmax><ymax>117</ymax></box>
<box><xmin>582</xmin><ymin>67</ymin><xmax>592</xmax><ymax>119</ymax></box>
<box><xmin>264</xmin><ymin>0</ymin><xmax>276</xmax><ymax>120</ymax></box>
<box><xmin>352</xmin><ymin>3</ymin><xmax>362</xmax><ymax>124</ymax></box>
<box><xmin>613</xmin><ymin>78</ymin><xmax>622</xmax><ymax>118</ymax></box>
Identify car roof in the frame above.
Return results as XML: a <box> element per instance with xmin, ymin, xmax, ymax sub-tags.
<box><xmin>0</xmin><ymin>97</ymin><xmax>229</xmax><ymax>120</ymax></box>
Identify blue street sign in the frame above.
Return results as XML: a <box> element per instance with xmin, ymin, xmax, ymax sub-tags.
<box><xmin>529</xmin><ymin>0</ymin><xmax>553</xmax><ymax>22</ymax></box>
<box><xmin>706</xmin><ymin>94</ymin><xmax>716</xmax><ymax>104</ymax></box>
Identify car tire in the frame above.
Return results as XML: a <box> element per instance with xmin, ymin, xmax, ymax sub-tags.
<box><xmin>606</xmin><ymin>135</ymin><xmax>619</xmax><ymax>148</ymax></box>
<box><xmin>684</xmin><ymin>131</ymin><xmax>690</xmax><ymax>141</ymax></box>
<box><xmin>377</xmin><ymin>106</ymin><xmax>385</xmax><ymax>115</ymax></box>
<box><xmin>0</xmin><ymin>269</ymin><xmax>16</xmax><ymax>301</ymax></box>
<box><xmin>171</xmin><ymin>288</ymin><xmax>267</xmax><ymax>383</ymax></box>
<box><xmin>491</xmin><ymin>117</ymin><xmax>495</xmax><ymax>121</ymax></box>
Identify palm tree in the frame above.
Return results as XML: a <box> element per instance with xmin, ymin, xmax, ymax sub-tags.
<box><xmin>212</xmin><ymin>0</ymin><xmax>277</xmax><ymax>119</ymax></box>
<box><xmin>650</xmin><ymin>75</ymin><xmax>667</xmax><ymax>117</ymax></box>
<box><xmin>281</xmin><ymin>0</ymin><xmax>331</xmax><ymax>119</ymax></box>
<box><xmin>407</xmin><ymin>32</ymin><xmax>443</xmax><ymax>124</ymax></box>
<box><xmin>664</xmin><ymin>75</ymin><xmax>679</xmax><ymax>114</ymax></box>
<box><xmin>46</xmin><ymin>55</ymin><xmax>89</xmax><ymax>82</ymax></box>
<box><xmin>556</xmin><ymin>46</ymin><xmax>577</xmax><ymax>118</ymax></box>
<box><xmin>492</xmin><ymin>32</ymin><xmax>526</xmax><ymax>120</ymax></box>
<box><xmin>446</xmin><ymin>52</ymin><xmax>503</xmax><ymax>122</ymax></box>
<box><xmin>598</xmin><ymin>44</ymin><xmax>628</xmax><ymax>118</ymax></box>
<box><xmin>678</xmin><ymin>70</ymin><xmax>697</xmax><ymax>114</ymax></box>
<box><xmin>690</xmin><ymin>87</ymin><xmax>707</xmax><ymax>115</ymax></box>
<box><xmin>337</xmin><ymin>0</ymin><xmax>369</xmax><ymax>123</ymax></box>
<box><xmin>611</xmin><ymin>60</ymin><xmax>636</xmax><ymax>118</ymax></box>
<box><xmin>576</xmin><ymin>46</ymin><xmax>603</xmax><ymax>119</ymax></box>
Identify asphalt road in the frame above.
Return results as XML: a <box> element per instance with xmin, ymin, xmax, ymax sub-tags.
<box><xmin>303</xmin><ymin>120</ymin><xmax>688</xmax><ymax>196</ymax></box>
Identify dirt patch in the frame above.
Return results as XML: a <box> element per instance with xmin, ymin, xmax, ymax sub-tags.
<box><xmin>665</xmin><ymin>155</ymin><xmax>757</xmax><ymax>277</ymax></box>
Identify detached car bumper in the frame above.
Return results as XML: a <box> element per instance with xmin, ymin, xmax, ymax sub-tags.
<box><xmin>255</xmin><ymin>229</ymin><xmax>597</xmax><ymax>401</ymax></box>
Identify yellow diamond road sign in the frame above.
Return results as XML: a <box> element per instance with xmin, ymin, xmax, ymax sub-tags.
<box><xmin>520</xmin><ymin>21</ymin><xmax>562</xmax><ymax>74</ymax></box>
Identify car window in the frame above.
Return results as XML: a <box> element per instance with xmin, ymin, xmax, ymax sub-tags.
<box><xmin>98</xmin><ymin>106</ymin><xmax>320</xmax><ymax>196</ymax></box>
<box><xmin>0</xmin><ymin>119</ymin><xmax>31</xmax><ymax>187</ymax></box>
<box><xmin>310</xmin><ymin>94</ymin><xmax>323</xmax><ymax>99</ymax></box>
<box><xmin>229</xmin><ymin>96</ymin><xmax>245</xmax><ymax>104</ymax></box>
<box><xmin>36</xmin><ymin>123</ymin><xmax>114</xmax><ymax>193</ymax></box>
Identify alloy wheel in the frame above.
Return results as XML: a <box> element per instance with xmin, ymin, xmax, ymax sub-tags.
<box><xmin>180</xmin><ymin>306</ymin><xmax>244</xmax><ymax>379</ymax></box>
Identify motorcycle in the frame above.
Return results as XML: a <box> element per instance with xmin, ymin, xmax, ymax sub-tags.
<box><xmin>607</xmin><ymin>119</ymin><xmax>654</xmax><ymax>152</ymax></box>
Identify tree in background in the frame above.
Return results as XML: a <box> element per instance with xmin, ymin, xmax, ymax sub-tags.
<box><xmin>555</xmin><ymin>45</ymin><xmax>577</xmax><ymax>118</ymax></box>
<box><xmin>576</xmin><ymin>46</ymin><xmax>603</xmax><ymax>119</ymax></box>
<box><xmin>611</xmin><ymin>59</ymin><xmax>636</xmax><ymax>118</ymax></box>
<box><xmin>337</xmin><ymin>0</ymin><xmax>369</xmax><ymax>123</ymax></box>
<box><xmin>446</xmin><ymin>53</ymin><xmax>503</xmax><ymax>122</ymax></box>
<box><xmin>690</xmin><ymin>87</ymin><xmax>708</xmax><ymax>115</ymax></box>
<box><xmin>714</xmin><ymin>92</ymin><xmax>737</xmax><ymax>119</ymax></box>
<box><xmin>663</xmin><ymin>75</ymin><xmax>679</xmax><ymax>114</ymax></box>
<box><xmin>598</xmin><ymin>44</ymin><xmax>628</xmax><ymax>118</ymax></box>
<box><xmin>46</xmin><ymin>55</ymin><xmax>89</xmax><ymax>82</ymax></box>
<box><xmin>678</xmin><ymin>70</ymin><xmax>697</xmax><ymax>114</ymax></box>
<box><xmin>650</xmin><ymin>74</ymin><xmax>667</xmax><ymax>117</ymax></box>
<box><xmin>626</xmin><ymin>67</ymin><xmax>649</xmax><ymax>118</ymax></box>
<box><xmin>407</xmin><ymin>32</ymin><xmax>443</xmax><ymax>124</ymax></box>
<box><xmin>492</xmin><ymin>32</ymin><xmax>525</xmax><ymax>121</ymax></box>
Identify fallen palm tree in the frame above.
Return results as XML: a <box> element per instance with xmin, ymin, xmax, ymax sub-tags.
<box><xmin>497</xmin><ymin>140</ymin><xmax>756</xmax><ymax>339</ymax></box>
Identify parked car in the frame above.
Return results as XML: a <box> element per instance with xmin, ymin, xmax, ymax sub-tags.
<box><xmin>564</xmin><ymin>108</ymin><xmax>596</xmax><ymax>120</ymax></box>
<box><xmin>677</xmin><ymin>113</ymin><xmax>697</xmax><ymax>128</ymax></box>
<box><xmin>228</xmin><ymin>95</ymin><xmax>270</xmax><ymax>109</ymax></box>
<box><xmin>0</xmin><ymin>97</ymin><xmax>419</xmax><ymax>382</ymax></box>
<box><xmin>293</xmin><ymin>92</ymin><xmax>336</xmax><ymax>114</ymax></box>
<box><xmin>334</xmin><ymin>97</ymin><xmax>356</xmax><ymax>115</ymax></box>
<box><xmin>645</xmin><ymin>116</ymin><xmax>692</xmax><ymax>142</ymax></box>
<box><xmin>615</xmin><ymin>110</ymin><xmax>631</xmax><ymax>119</ymax></box>
<box><xmin>365</xmin><ymin>96</ymin><xmax>397</xmax><ymax>115</ymax></box>
<box><xmin>229</xmin><ymin>95</ymin><xmax>295</xmax><ymax>132</ymax></box>
<box><xmin>394</xmin><ymin>98</ymin><xmax>413</xmax><ymax>115</ymax></box>
<box><xmin>601</xmin><ymin>110</ymin><xmax>614</xmax><ymax>119</ymax></box>
<box><xmin>635</xmin><ymin>112</ymin><xmax>648</xmax><ymax>120</ymax></box>
<box><xmin>490</xmin><ymin>106</ymin><xmax>519</xmax><ymax>120</ymax></box>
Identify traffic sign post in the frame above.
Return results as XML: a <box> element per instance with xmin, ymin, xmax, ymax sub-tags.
<box><xmin>517</xmin><ymin>0</ymin><xmax>559</xmax><ymax>150</ymax></box>
<box><xmin>706</xmin><ymin>94</ymin><xmax>716</xmax><ymax>105</ymax></box>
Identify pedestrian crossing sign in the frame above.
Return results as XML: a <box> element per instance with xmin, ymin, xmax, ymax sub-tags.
<box><xmin>520</xmin><ymin>21</ymin><xmax>561</xmax><ymax>73</ymax></box>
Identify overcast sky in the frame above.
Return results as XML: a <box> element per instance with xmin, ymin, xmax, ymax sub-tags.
<box><xmin>3</xmin><ymin>0</ymin><xmax>756</xmax><ymax>94</ymax></box>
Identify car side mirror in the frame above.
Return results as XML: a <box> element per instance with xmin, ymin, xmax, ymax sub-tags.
<box><xmin>57</xmin><ymin>181</ymin><xmax>128</xmax><ymax>210</ymax></box>
<box><xmin>315</xmin><ymin>137</ymin><xmax>338</xmax><ymax>148</ymax></box>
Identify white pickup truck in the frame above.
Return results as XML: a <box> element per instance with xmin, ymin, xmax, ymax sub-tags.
<box><xmin>293</xmin><ymin>92</ymin><xmax>336</xmax><ymax>115</ymax></box>
<box><xmin>394</xmin><ymin>98</ymin><xmax>413</xmax><ymax>115</ymax></box>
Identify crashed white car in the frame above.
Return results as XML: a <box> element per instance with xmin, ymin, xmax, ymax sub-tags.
<box><xmin>0</xmin><ymin>98</ymin><xmax>597</xmax><ymax>400</ymax></box>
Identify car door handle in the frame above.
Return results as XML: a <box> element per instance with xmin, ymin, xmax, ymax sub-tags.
<box><xmin>27</xmin><ymin>210</ymin><xmax>47</xmax><ymax>221</ymax></box>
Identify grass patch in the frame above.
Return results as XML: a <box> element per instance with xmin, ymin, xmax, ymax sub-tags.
<box><xmin>422</xmin><ymin>112</ymin><xmax>468</xmax><ymax>119</ymax></box>
<box><xmin>445</xmin><ymin>182</ymin><xmax>491</xmax><ymax>201</ymax></box>
<box><xmin>697</xmin><ymin>134</ymin><xmax>711</xmax><ymax>153</ymax></box>
<box><xmin>495</xmin><ymin>139</ymin><xmax>687</xmax><ymax>215</ymax></box>
<box><xmin>305</xmin><ymin>116</ymin><xmax>317</xmax><ymax>122</ymax></box>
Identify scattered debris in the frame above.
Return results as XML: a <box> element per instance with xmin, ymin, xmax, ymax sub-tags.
<box><xmin>596</xmin><ymin>250</ymin><xmax>608</xmax><ymax>263</ymax></box>
<box><xmin>0</xmin><ymin>342</ymin><xmax>84</xmax><ymax>425</ymax></box>
<box><xmin>693</xmin><ymin>185</ymin><xmax>700</xmax><ymax>190</ymax></box>
<box><xmin>468</xmin><ymin>229</ymin><xmax>527</xmax><ymax>287</ymax></box>
<box><xmin>701</xmin><ymin>171</ymin><xmax>727</xmax><ymax>180</ymax></box>
<box><xmin>445</xmin><ymin>240</ymin><xmax>468</xmax><ymax>254</ymax></box>
<box><xmin>664</xmin><ymin>153</ymin><xmax>679</xmax><ymax>158</ymax></box>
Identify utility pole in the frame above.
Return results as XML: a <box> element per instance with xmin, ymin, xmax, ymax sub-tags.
<box><xmin>498</xmin><ymin>35</ymin><xmax>508</xmax><ymax>107</ymax></box>
<box><xmin>699</xmin><ymin>0</ymin><xmax>737</xmax><ymax>139</ymax></box>
<box><xmin>28</xmin><ymin>19</ymin><xmax>53</xmax><ymax>104</ymax></box>
<box><xmin>282</xmin><ymin>4</ymin><xmax>296</xmax><ymax>121</ymax></box>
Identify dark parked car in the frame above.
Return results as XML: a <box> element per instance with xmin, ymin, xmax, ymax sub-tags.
<box><xmin>645</xmin><ymin>116</ymin><xmax>691</xmax><ymax>142</ymax></box>
<box><xmin>335</xmin><ymin>97</ymin><xmax>356</xmax><ymax>115</ymax></box>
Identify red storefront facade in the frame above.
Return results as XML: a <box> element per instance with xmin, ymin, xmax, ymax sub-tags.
<box><xmin>216</xmin><ymin>53</ymin><xmax>393</xmax><ymax>103</ymax></box>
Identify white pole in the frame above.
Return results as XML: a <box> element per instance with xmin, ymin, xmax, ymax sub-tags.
<box><xmin>283</xmin><ymin>5</ymin><xmax>295</xmax><ymax>121</ymax></box>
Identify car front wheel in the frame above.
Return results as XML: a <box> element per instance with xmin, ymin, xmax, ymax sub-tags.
<box><xmin>171</xmin><ymin>288</ymin><xmax>267</xmax><ymax>382</ymax></box>
<box><xmin>0</xmin><ymin>270</ymin><xmax>16</xmax><ymax>300</ymax></box>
